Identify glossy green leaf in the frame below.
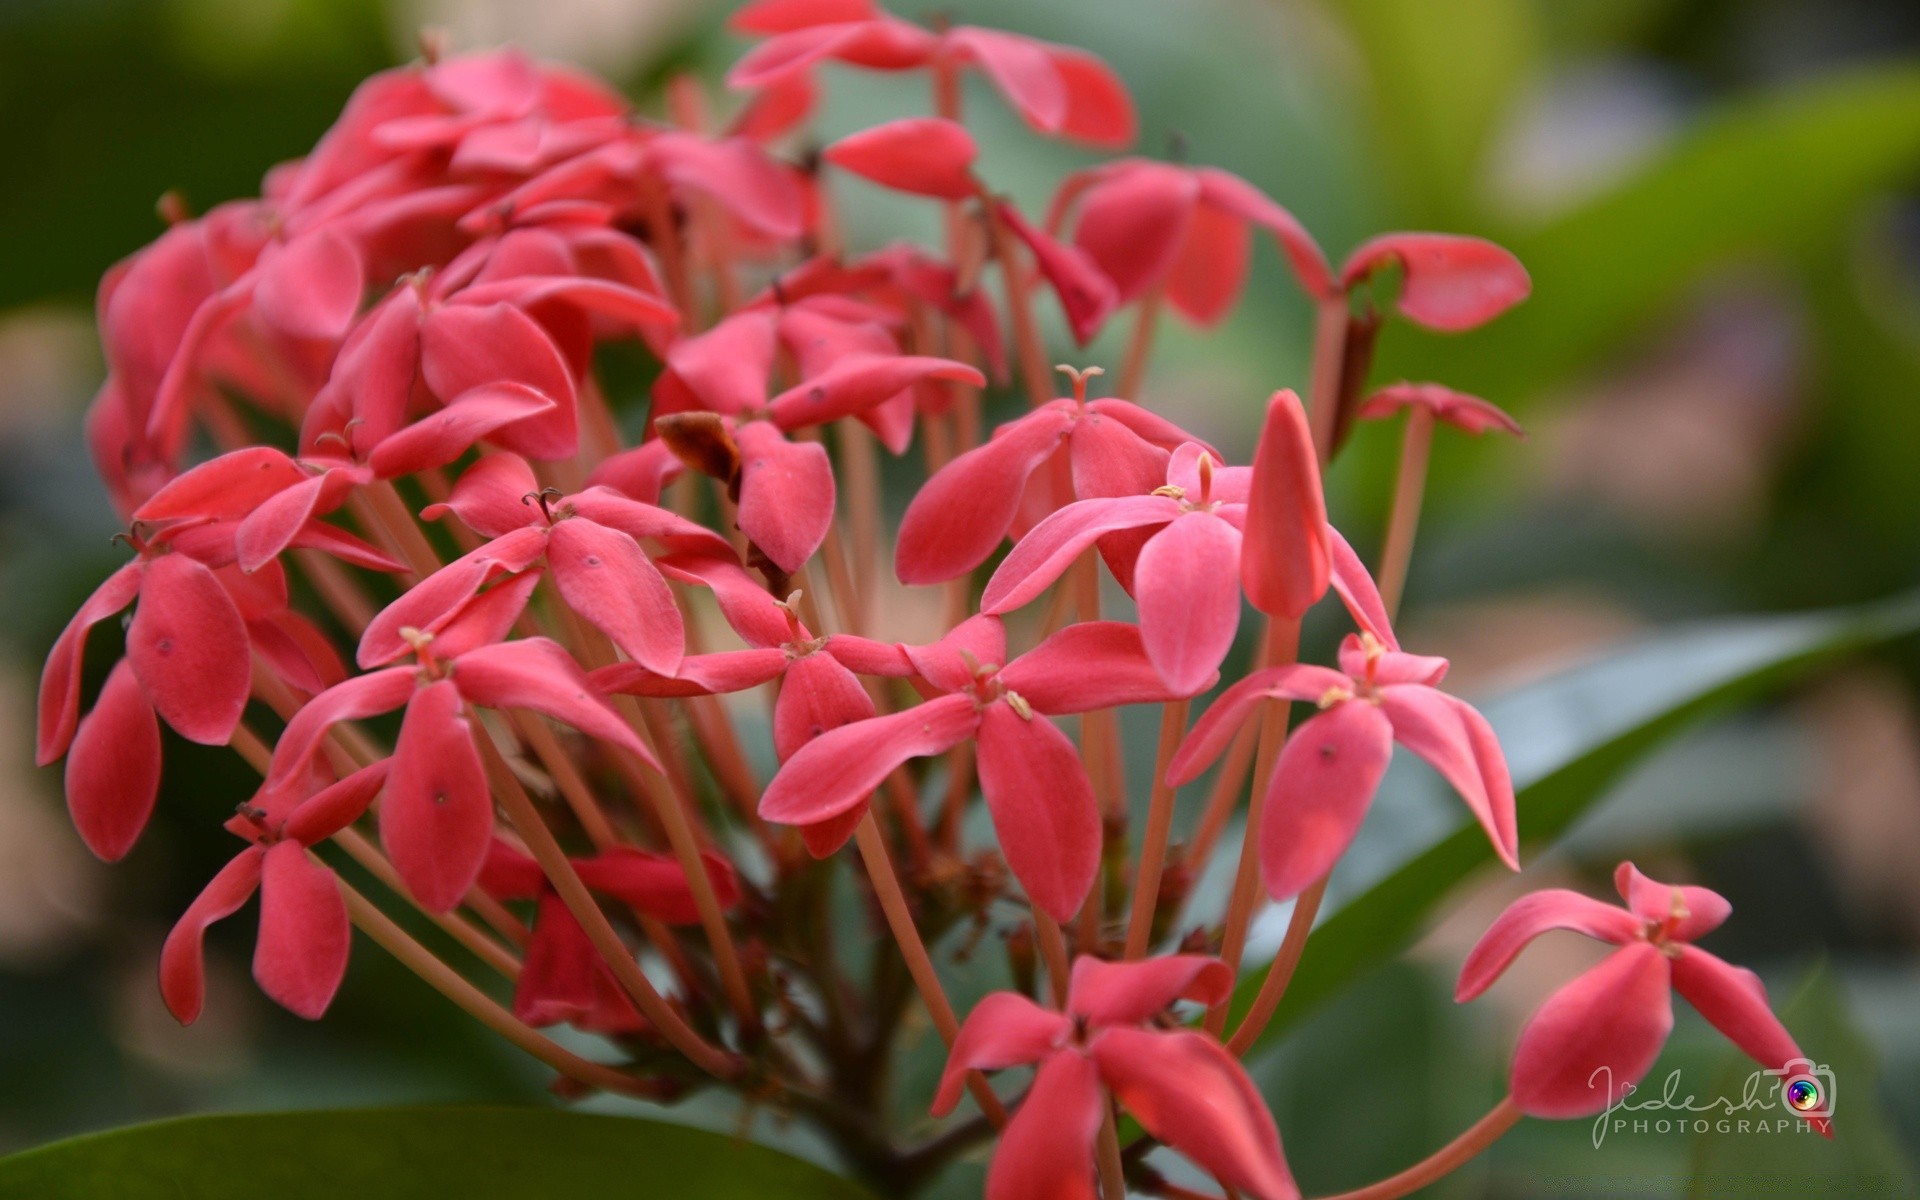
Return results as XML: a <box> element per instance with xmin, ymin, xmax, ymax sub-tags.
<box><xmin>0</xmin><ymin>1107</ymin><xmax>874</xmax><ymax>1200</ymax></box>
<box><xmin>1386</xmin><ymin>64</ymin><xmax>1920</xmax><ymax>402</ymax></box>
<box><xmin>1233</xmin><ymin>589</ymin><xmax>1920</xmax><ymax>1049</ymax></box>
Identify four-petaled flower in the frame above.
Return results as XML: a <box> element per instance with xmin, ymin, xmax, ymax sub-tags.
<box><xmin>1458</xmin><ymin>862</ymin><xmax>1826</xmax><ymax>1130</ymax></box>
<box><xmin>937</xmin><ymin>955</ymin><xmax>1298</xmax><ymax>1200</ymax></box>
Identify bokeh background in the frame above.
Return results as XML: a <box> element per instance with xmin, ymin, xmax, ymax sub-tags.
<box><xmin>2</xmin><ymin>0</ymin><xmax>1918</xmax><ymax>1196</ymax></box>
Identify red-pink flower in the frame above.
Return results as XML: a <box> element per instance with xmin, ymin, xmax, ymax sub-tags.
<box><xmin>728</xmin><ymin>0</ymin><xmax>1135</xmax><ymax>148</ymax></box>
<box><xmin>1169</xmin><ymin>630</ymin><xmax>1516</xmax><ymax>900</ymax></box>
<box><xmin>161</xmin><ymin>761</ymin><xmax>389</xmax><ymax>1023</ymax></box>
<box><xmin>480</xmin><ymin>838</ymin><xmax>741</xmax><ymax>1033</ymax></box>
<box><xmin>1458</xmin><ymin>863</ymin><xmax>1825</xmax><ymax>1130</ymax></box>
<box><xmin>759</xmin><ymin>615</ymin><xmax>1184</xmax><ymax>918</ymax></box>
<box><xmin>937</xmin><ymin>955</ymin><xmax>1298</xmax><ymax>1200</ymax></box>
<box><xmin>1049</xmin><ymin>159</ymin><xmax>1332</xmax><ymax>326</ymax></box>
<box><xmin>1239</xmin><ymin>388</ymin><xmax>1329</xmax><ymax>619</ymax></box>
<box><xmin>268</xmin><ymin>626</ymin><xmax>651</xmax><ymax>915</ymax></box>
<box><xmin>896</xmin><ymin>391</ymin><xmax>1208</xmax><ymax>585</ymax></box>
<box><xmin>982</xmin><ymin>443</ymin><xmax>1250</xmax><ymax>694</ymax></box>
<box><xmin>1340</xmin><ymin>233</ymin><xmax>1531</xmax><ymax>333</ymax></box>
<box><xmin>1357</xmin><ymin>382</ymin><xmax>1523</xmax><ymax>437</ymax></box>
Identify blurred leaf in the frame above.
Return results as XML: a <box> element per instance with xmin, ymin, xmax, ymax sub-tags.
<box><xmin>1689</xmin><ymin>971</ymin><xmax>1918</xmax><ymax>1196</ymax></box>
<box><xmin>1235</xmin><ymin>588</ymin><xmax>1920</xmax><ymax>1048</ymax></box>
<box><xmin>1385</xmin><ymin>62</ymin><xmax>1920</xmax><ymax>402</ymax></box>
<box><xmin>0</xmin><ymin>1106</ymin><xmax>873</xmax><ymax>1199</ymax></box>
<box><xmin>1325</xmin><ymin>0</ymin><xmax>1542</xmax><ymax>224</ymax></box>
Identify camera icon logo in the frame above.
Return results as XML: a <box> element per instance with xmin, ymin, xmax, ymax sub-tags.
<box><xmin>1763</xmin><ymin>1057</ymin><xmax>1836</xmax><ymax>1120</ymax></box>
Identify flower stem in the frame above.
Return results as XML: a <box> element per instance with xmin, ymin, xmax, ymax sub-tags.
<box><xmin>853</xmin><ymin>811</ymin><xmax>1007</xmax><ymax>1126</ymax></box>
<box><xmin>473</xmin><ymin>720</ymin><xmax>743</xmax><ymax>1079</ymax></box>
<box><xmin>1306</xmin><ymin>298</ymin><xmax>1349</xmax><ymax>465</ymax></box>
<box><xmin>1375</xmin><ymin>405</ymin><xmax>1433</xmax><ymax>623</ymax></box>
<box><xmin>1226</xmin><ymin>872</ymin><xmax>1327</xmax><ymax>1055</ymax></box>
<box><xmin>1097</xmin><ymin>1107</ymin><xmax>1129</xmax><ymax>1200</ymax></box>
<box><xmin>1311</xmin><ymin>1097</ymin><xmax>1522</xmax><ymax>1200</ymax></box>
<box><xmin>1032</xmin><ymin>908</ymin><xmax>1073</xmax><ymax>1006</ymax></box>
<box><xmin>1118</xmin><ymin>286</ymin><xmax>1164</xmax><ymax>401</ymax></box>
<box><xmin>985</xmin><ymin>200</ymin><xmax>1054</xmax><ymax>410</ymax></box>
<box><xmin>1206</xmin><ymin>616</ymin><xmax>1299</xmax><ymax>1035</ymax></box>
<box><xmin>1124</xmin><ymin>697</ymin><xmax>1191</xmax><ymax>959</ymax></box>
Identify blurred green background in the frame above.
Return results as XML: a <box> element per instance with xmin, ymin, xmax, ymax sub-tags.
<box><xmin>1</xmin><ymin>0</ymin><xmax>1918</xmax><ymax>1196</ymax></box>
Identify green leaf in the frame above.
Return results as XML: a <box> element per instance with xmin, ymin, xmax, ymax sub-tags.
<box><xmin>1385</xmin><ymin>63</ymin><xmax>1920</xmax><ymax>402</ymax></box>
<box><xmin>0</xmin><ymin>1107</ymin><xmax>874</xmax><ymax>1200</ymax></box>
<box><xmin>1233</xmin><ymin>589</ymin><xmax>1920</xmax><ymax>1049</ymax></box>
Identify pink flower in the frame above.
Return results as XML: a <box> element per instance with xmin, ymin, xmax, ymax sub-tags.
<box><xmin>1169</xmin><ymin>628</ymin><xmax>1517</xmax><ymax>901</ymax></box>
<box><xmin>161</xmin><ymin>761</ymin><xmax>389</xmax><ymax>1023</ymax></box>
<box><xmin>652</xmin><ymin>301</ymin><xmax>984</xmax><ymax>573</ymax></box>
<box><xmin>1240</xmin><ymin>389</ymin><xmax>1329</xmax><ymax>619</ymax></box>
<box><xmin>759</xmin><ymin>615</ymin><xmax>1184</xmax><ymax>918</ymax></box>
<box><xmin>1340</xmin><ymin>233</ymin><xmax>1531</xmax><ymax>333</ymax></box>
<box><xmin>268</xmin><ymin>626</ymin><xmax>651</xmax><ymax>915</ymax></box>
<box><xmin>1050</xmin><ymin>158</ymin><xmax>1332</xmax><ymax>326</ymax></box>
<box><xmin>728</xmin><ymin>0</ymin><xmax>1136</xmax><ymax>148</ymax></box>
<box><xmin>480</xmin><ymin>838</ymin><xmax>741</xmax><ymax>1033</ymax></box>
<box><xmin>937</xmin><ymin>955</ymin><xmax>1298</xmax><ymax>1200</ymax></box>
<box><xmin>983</xmin><ymin>443</ymin><xmax>1251</xmax><ymax>694</ymax></box>
<box><xmin>1356</xmin><ymin>382</ymin><xmax>1523</xmax><ymax>437</ymax></box>
<box><xmin>132</xmin><ymin>446</ymin><xmax>391</xmax><ymax>574</ymax></box>
<box><xmin>1458</xmin><ymin>863</ymin><xmax>1826</xmax><ymax>1130</ymax></box>
<box><xmin>896</xmin><ymin>391</ymin><xmax>1209</xmax><ymax>585</ymax></box>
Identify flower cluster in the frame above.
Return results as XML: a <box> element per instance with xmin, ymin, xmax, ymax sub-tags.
<box><xmin>40</xmin><ymin>1</ymin><xmax>1823</xmax><ymax>1195</ymax></box>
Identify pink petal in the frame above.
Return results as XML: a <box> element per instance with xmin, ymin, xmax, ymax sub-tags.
<box><xmin>422</xmin><ymin>453</ymin><xmax>543</xmax><ymax>538</ymax></box>
<box><xmin>1092</xmin><ymin>1027</ymin><xmax>1299</xmax><ymax>1200</ymax></box>
<box><xmin>1613</xmin><ymin>862</ymin><xmax>1732</xmax><ymax>942</ymax></box>
<box><xmin>650</xmin><ymin>134</ymin><xmax>807</xmax><ymax>240</ymax></box>
<box><xmin>593</xmin><ymin>648</ymin><xmax>789</xmax><ymax>699</ymax></box>
<box><xmin>254</xmin><ymin>839</ymin><xmax>350</xmax><ymax>1020</ymax></box>
<box><xmin>1082</xmin><ymin>398</ymin><xmax>1212</xmax><ymax>457</ymax></box>
<box><xmin>451</xmin><ymin>638</ymin><xmax>656</xmax><ymax>767</ymax></box>
<box><xmin>1046</xmin><ymin>47</ymin><xmax>1136</xmax><ymax>149</ymax></box>
<box><xmin>64</xmin><ymin>660</ymin><xmax>161</xmax><ymax>861</ymax></box>
<box><xmin>283</xmin><ymin>759</ymin><xmax>391</xmax><ymax>846</ymax></box>
<box><xmin>1067</xmin><ymin>955</ymin><xmax>1232</xmax><ymax>1027</ymax></box>
<box><xmin>126</xmin><ymin>552</ymin><xmax>251</xmax><ymax>745</ymax></box>
<box><xmin>254</xmin><ymin>228</ymin><xmax>363</xmax><ymax>342</ymax></box>
<box><xmin>982</xmin><ymin>495</ymin><xmax>1178</xmax><ymax>613</ymax></box>
<box><xmin>1259</xmin><ymin>701</ymin><xmax>1394</xmax><ymax>900</ymax></box>
<box><xmin>759</xmin><ymin>692</ymin><xmax>978</xmax><ymax>828</ymax></box>
<box><xmin>905</xmin><ymin>613</ymin><xmax>1008</xmax><ymax>693</ymax></box>
<box><xmin>998</xmin><ymin>620</ymin><xmax>1186</xmax><ymax>715</ymax></box>
<box><xmin>1195</xmin><ymin>168</ymin><xmax>1334</xmax><ymax>302</ymax></box>
<box><xmin>268</xmin><ymin>667</ymin><xmax>417</xmax><ymax>784</ymax></box>
<box><xmin>768</xmin><ymin>353</ymin><xmax>983</xmax><ymax>430</ymax></box>
<box><xmin>1165</xmin><ymin>664</ymin><xmax>1352</xmax><ymax>787</ymax></box>
<box><xmin>986</xmin><ymin>1051</ymin><xmax>1103</xmax><ymax>1200</ymax></box>
<box><xmin>729</xmin><ymin>0</ymin><xmax>876</xmax><ymax>34</ymax></box>
<box><xmin>663</xmin><ymin>310</ymin><xmax>777</xmax><ymax>417</ymax></box>
<box><xmin>1341</xmin><ymin>233</ymin><xmax>1531</xmax><ymax>333</ymax></box>
<box><xmin>515</xmin><ymin>891</ymin><xmax>606</xmax><ymax>1029</ymax></box>
<box><xmin>429</xmin><ymin>570</ymin><xmax>543</xmax><ymax>661</ymax></box>
<box><xmin>1326</xmin><ymin>525</ymin><xmax>1398</xmax><ymax>650</ymax></box>
<box><xmin>824</xmin><ymin>634</ymin><xmax>916</xmax><ymax>677</ymax></box>
<box><xmin>1455</xmin><ymin>889</ymin><xmax>1642</xmax><ymax>1002</ymax></box>
<box><xmin>1135</xmin><ymin>513</ymin><xmax>1243</xmax><ymax>695</ymax></box>
<box><xmin>1357</xmin><ymin>382</ymin><xmax>1522</xmax><ymax>437</ymax></box>
<box><xmin>564</xmin><ymin>489</ymin><xmax>735</xmax><ymax>557</ymax></box>
<box><xmin>824</xmin><ymin>117</ymin><xmax>978</xmax><ymax>200</ymax></box>
<box><xmin>1377</xmin><ymin>685</ymin><xmax>1517</xmax><ymax>869</ymax></box>
<box><xmin>1165</xmin><ymin>196</ymin><xmax>1253</xmax><ymax>326</ymax></box>
<box><xmin>896</xmin><ymin>403</ymin><xmax>1075</xmax><ymax>585</ymax></box>
<box><xmin>381</xmin><ymin>681</ymin><xmax>492</xmax><ymax>913</ymax></box>
<box><xmin>1670</xmin><ymin>946</ymin><xmax>1812</xmax><ymax>1100</ymax></box>
<box><xmin>657</xmin><ymin>550</ymin><xmax>793</xmax><ymax>648</ymax></box>
<box><xmin>549</xmin><ymin>518</ymin><xmax>684</xmax><ymax>675</ymax></box>
<box><xmin>1338</xmin><ymin>635</ymin><xmax>1446</xmax><ymax>686</ymax></box>
<box><xmin>948</xmin><ymin>28</ymin><xmax>1067</xmax><ymax>136</ymax></box>
<box><xmin>134</xmin><ymin>447</ymin><xmax>306</xmax><ymax>524</ymax></box>
<box><xmin>995</xmin><ymin>201</ymin><xmax>1117</xmax><ymax>346</ymax></box>
<box><xmin>478</xmin><ymin>837</ymin><xmax>546</xmax><ymax>900</ymax></box>
<box><xmin>420</xmin><ymin>302</ymin><xmax>577</xmax><ymax>460</ymax></box>
<box><xmin>369</xmin><ymin>381</ymin><xmax>558</xmax><ymax>478</ymax></box>
<box><xmin>774</xmin><ymin>650</ymin><xmax>876</xmax><ymax>761</ymax></box>
<box><xmin>1068</xmin><ymin>161</ymin><xmax>1197</xmax><ymax>305</ymax></box>
<box><xmin>1511</xmin><ymin>943</ymin><xmax>1673</xmax><ymax>1119</ymax></box>
<box><xmin>38</xmin><ymin>562</ymin><xmax>144</xmax><ymax>764</ymax></box>
<box><xmin>304</xmin><ymin>285</ymin><xmax>421</xmax><ymax>461</ymax></box>
<box><xmin>933</xmin><ymin>991</ymin><xmax>1072</xmax><ymax>1117</ymax></box>
<box><xmin>1241</xmin><ymin>390</ymin><xmax>1329</xmax><ymax>619</ymax></box>
<box><xmin>358</xmin><ymin>526</ymin><xmax>547</xmax><ymax>668</ymax></box>
<box><xmin>160</xmin><ymin>847</ymin><xmax>265</xmax><ymax>1024</ymax></box>
<box><xmin>733</xmin><ymin>420</ymin><xmax>835</xmax><ymax>574</ymax></box>
<box><xmin>576</xmin><ymin>847</ymin><xmax>741</xmax><ymax>924</ymax></box>
<box><xmin>236</xmin><ymin>473</ymin><xmax>330</xmax><ymax>573</ymax></box>
<box><xmin>974</xmin><ymin>704</ymin><xmax>1100</xmax><ymax>922</ymax></box>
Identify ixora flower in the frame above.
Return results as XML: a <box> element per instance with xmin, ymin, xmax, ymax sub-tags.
<box><xmin>937</xmin><ymin>955</ymin><xmax>1298</xmax><ymax>1200</ymax></box>
<box><xmin>727</xmin><ymin>0</ymin><xmax>1136</xmax><ymax>148</ymax></box>
<box><xmin>1169</xmin><ymin>627</ymin><xmax>1517</xmax><ymax>901</ymax></box>
<box><xmin>1356</xmin><ymin>381</ymin><xmax>1523</xmax><ymax>438</ymax></box>
<box><xmin>1458</xmin><ymin>863</ymin><xmax>1826</xmax><ymax>1130</ymax></box>
<box><xmin>759</xmin><ymin>615</ymin><xmax>1187</xmax><ymax>918</ymax></box>
<box><xmin>480</xmin><ymin>838</ymin><xmax>741</xmax><ymax>1033</ymax></box>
